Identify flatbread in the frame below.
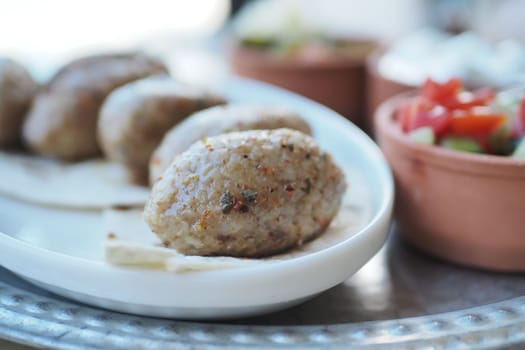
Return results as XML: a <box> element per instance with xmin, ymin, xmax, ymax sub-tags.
<box><xmin>0</xmin><ymin>151</ymin><xmax>149</xmax><ymax>209</ymax></box>
<box><xmin>103</xmin><ymin>185</ymin><xmax>372</xmax><ymax>273</ymax></box>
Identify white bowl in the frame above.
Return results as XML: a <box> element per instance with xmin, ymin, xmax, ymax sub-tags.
<box><xmin>0</xmin><ymin>77</ymin><xmax>393</xmax><ymax>319</ymax></box>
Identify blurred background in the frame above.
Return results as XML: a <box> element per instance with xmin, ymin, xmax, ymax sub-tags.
<box><xmin>1</xmin><ymin>0</ymin><xmax>524</xmax><ymax>129</ymax></box>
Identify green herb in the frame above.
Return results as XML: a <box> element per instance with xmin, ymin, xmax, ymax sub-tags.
<box><xmin>241</xmin><ymin>189</ymin><xmax>257</xmax><ymax>203</ymax></box>
<box><xmin>220</xmin><ymin>191</ymin><xmax>234</xmax><ymax>214</ymax></box>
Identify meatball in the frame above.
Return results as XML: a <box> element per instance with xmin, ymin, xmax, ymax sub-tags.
<box><xmin>149</xmin><ymin>104</ymin><xmax>311</xmax><ymax>184</ymax></box>
<box><xmin>144</xmin><ymin>128</ymin><xmax>346</xmax><ymax>258</ymax></box>
<box><xmin>22</xmin><ymin>52</ymin><xmax>168</xmax><ymax>160</ymax></box>
<box><xmin>0</xmin><ymin>58</ymin><xmax>37</xmax><ymax>147</ymax></box>
<box><xmin>98</xmin><ymin>76</ymin><xmax>226</xmax><ymax>184</ymax></box>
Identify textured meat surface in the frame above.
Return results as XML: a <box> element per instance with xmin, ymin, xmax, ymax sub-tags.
<box><xmin>98</xmin><ymin>76</ymin><xmax>226</xmax><ymax>184</ymax></box>
<box><xmin>23</xmin><ymin>52</ymin><xmax>168</xmax><ymax>160</ymax></box>
<box><xmin>149</xmin><ymin>104</ymin><xmax>311</xmax><ymax>184</ymax></box>
<box><xmin>144</xmin><ymin>128</ymin><xmax>346</xmax><ymax>258</ymax></box>
<box><xmin>0</xmin><ymin>58</ymin><xmax>37</xmax><ymax>147</ymax></box>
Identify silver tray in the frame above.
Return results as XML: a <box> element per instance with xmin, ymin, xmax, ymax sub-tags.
<box><xmin>1</xmin><ymin>229</ymin><xmax>524</xmax><ymax>349</ymax></box>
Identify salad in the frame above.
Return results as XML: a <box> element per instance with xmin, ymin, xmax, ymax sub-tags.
<box><xmin>233</xmin><ymin>3</ymin><xmax>374</xmax><ymax>61</ymax></box>
<box><xmin>239</xmin><ymin>34</ymin><xmax>375</xmax><ymax>61</ymax></box>
<box><xmin>398</xmin><ymin>78</ymin><xmax>525</xmax><ymax>158</ymax></box>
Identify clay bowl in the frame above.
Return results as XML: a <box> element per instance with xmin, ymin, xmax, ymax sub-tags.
<box><xmin>229</xmin><ymin>43</ymin><xmax>373</xmax><ymax>128</ymax></box>
<box><xmin>375</xmin><ymin>93</ymin><xmax>525</xmax><ymax>271</ymax></box>
<box><xmin>365</xmin><ymin>47</ymin><xmax>413</xmax><ymax>132</ymax></box>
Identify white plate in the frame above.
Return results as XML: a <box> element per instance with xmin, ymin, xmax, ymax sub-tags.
<box><xmin>0</xmin><ymin>77</ymin><xmax>393</xmax><ymax>319</ymax></box>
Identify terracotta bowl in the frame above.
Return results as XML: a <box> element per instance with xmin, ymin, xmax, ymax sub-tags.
<box><xmin>229</xmin><ymin>44</ymin><xmax>371</xmax><ymax>128</ymax></box>
<box><xmin>365</xmin><ymin>47</ymin><xmax>413</xmax><ymax>133</ymax></box>
<box><xmin>375</xmin><ymin>94</ymin><xmax>525</xmax><ymax>271</ymax></box>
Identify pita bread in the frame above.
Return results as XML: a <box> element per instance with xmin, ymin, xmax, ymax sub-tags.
<box><xmin>103</xmin><ymin>183</ymin><xmax>372</xmax><ymax>273</ymax></box>
<box><xmin>0</xmin><ymin>151</ymin><xmax>149</xmax><ymax>209</ymax></box>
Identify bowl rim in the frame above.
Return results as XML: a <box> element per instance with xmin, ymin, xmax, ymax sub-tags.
<box><xmin>374</xmin><ymin>92</ymin><xmax>525</xmax><ymax>179</ymax></box>
<box><xmin>229</xmin><ymin>43</ymin><xmax>370</xmax><ymax>70</ymax></box>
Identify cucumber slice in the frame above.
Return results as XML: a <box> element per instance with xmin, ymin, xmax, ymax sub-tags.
<box><xmin>440</xmin><ymin>137</ymin><xmax>483</xmax><ymax>153</ymax></box>
<box><xmin>512</xmin><ymin>137</ymin><xmax>525</xmax><ymax>159</ymax></box>
<box><xmin>408</xmin><ymin>127</ymin><xmax>435</xmax><ymax>145</ymax></box>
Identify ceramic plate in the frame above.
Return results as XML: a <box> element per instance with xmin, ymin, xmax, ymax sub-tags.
<box><xmin>0</xmin><ymin>77</ymin><xmax>393</xmax><ymax>319</ymax></box>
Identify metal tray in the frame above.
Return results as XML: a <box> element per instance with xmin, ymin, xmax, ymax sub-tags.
<box><xmin>1</xmin><ymin>228</ymin><xmax>524</xmax><ymax>349</ymax></box>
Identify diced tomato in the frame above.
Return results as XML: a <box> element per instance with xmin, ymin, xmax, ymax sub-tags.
<box><xmin>421</xmin><ymin>77</ymin><xmax>462</xmax><ymax>105</ymax></box>
<box><xmin>398</xmin><ymin>97</ymin><xmax>451</xmax><ymax>135</ymax></box>
<box><xmin>449</xmin><ymin>109</ymin><xmax>506</xmax><ymax>135</ymax></box>
<box><xmin>420</xmin><ymin>78</ymin><xmax>495</xmax><ymax>110</ymax></box>
<box><xmin>446</xmin><ymin>88</ymin><xmax>496</xmax><ymax>110</ymax></box>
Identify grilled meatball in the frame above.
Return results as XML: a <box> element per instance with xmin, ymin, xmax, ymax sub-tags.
<box><xmin>144</xmin><ymin>128</ymin><xmax>346</xmax><ymax>258</ymax></box>
<box><xmin>98</xmin><ymin>76</ymin><xmax>226</xmax><ymax>184</ymax></box>
<box><xmin>149</xmin><ymin>104</ymin><xmax>311</xmax><ymax>184</ymax></box>
<box><xmin>0</xmin><ymin>58</ymin><xmax>37</xmax><ymax>147</ymax></box>
<box><xmin>22</xmin><ymin>53</ymin><xmax>168</xmax><ymax>160</ymax></box>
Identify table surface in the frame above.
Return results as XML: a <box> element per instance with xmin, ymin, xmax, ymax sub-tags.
<box><xmin>1</xmin><ymin>229</ymin><xmax>525</xmax><ymax>349</ymax></box>
<box><xmin>0</xmin><ymin>340</ymin><xmax>33</xmax><ymax>350</ymax></box>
